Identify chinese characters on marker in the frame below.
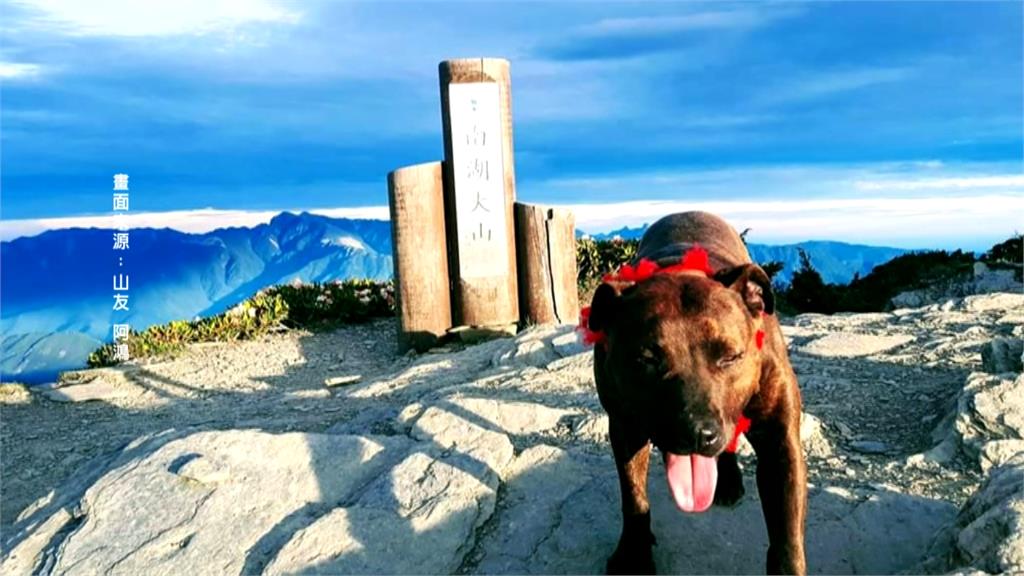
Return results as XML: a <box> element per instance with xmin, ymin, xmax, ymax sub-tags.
<box><xmin>450</xmin><ymin>82</ymin><xmax>508</xmax><ymax>279</ymax></box>
<box><xmin>112</xmin><ymin>173</ymin><xmax>130</xmax><ymax>362</ymax></box>
<box><xmin>465</xmin><ymin>100</ymin><xmax>493</xmax><ymax>242</ymax></box>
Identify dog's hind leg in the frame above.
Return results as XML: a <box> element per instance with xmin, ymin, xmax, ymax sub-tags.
<box><xmin>606</xmin><ymin>416</ymin><xmax>656</xmax><ymax>575</ymax></box>
<box><xmin>713</xmin><ymin>452</ymin><xmax>746</xmax><ymax>507</ymax></box>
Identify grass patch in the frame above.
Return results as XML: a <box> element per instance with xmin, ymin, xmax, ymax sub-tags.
<box><xmin>88</xmin><ymin>279</ymin><xmax>395</xmax><ymax>368</ymax></box>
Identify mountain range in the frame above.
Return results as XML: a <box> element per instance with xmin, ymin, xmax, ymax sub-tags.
<box><xmin>2</xmin><ymin>212</ymin><xmax>907</xmax><ymax>383</ymax></box>
<box><xmin>586</xmin><ymin>225</ymin><xmax>907</xmax><ymax>285</ymax></box>
<box><xmin>1</xmin><ymin>212</ymin><xmax>392</xmax><ymax>383</ymax></box>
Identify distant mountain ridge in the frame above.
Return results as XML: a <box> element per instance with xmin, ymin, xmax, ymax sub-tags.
<box><xmin>3</xmin><ymin>212</ymin><xmax>908</xmax><ymax>383</ymax></box>
<box><xmin>584</xmin><ymin>225</ymin><xmax>908</xmax><ymax>285</ymax></box>
<box><xmin>1</xmin><ymin>212</ymin><xmax>392</xmax><ymax>383</ymax></box>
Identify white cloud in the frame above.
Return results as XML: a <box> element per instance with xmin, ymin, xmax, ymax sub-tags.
<box><xmin>12</xmin><ymin>0</ymin><xmax>300</xmax><ymax>37</ymax></box>
<box><xmin>756</xmin><ymin>67</ymin><xmax>911</xmax><ymax>107</ymax></box>
<box><xmin>312</xmin><ymin>206</ymin><xmax>390</xmax><ymax>221</ymax></box>
<box><xmin>855</xmin><ymin>175</ymin><xmax>1024</xmax><ymax>191</ymax></box>
<box><xmin>533</xmin><ymin>162</ymin><xmax>1023</xmax><ymax>248</ymax></box>
<box><xmin>4</xmin><ymin>193</ymin><xmax>1014</xmax><ymax>251</ymax></box>
<box><xmin>586</xmin><ymin>11</ymin><xmax>766</xmax><ymax>34</ymax></box>
<box><xmin>0</xmin><ymin>62</ymin><xmax>42</xmax><ymax>79</ymax></box>
<box><xmin>558</xmin><ymin>195</ymin><xmax>1023</xmax><ymax>249</ymax></box>
<box><xmin>582</xmin><ymin>6</ymin><xmax>800</xmax><ymax>35</ymax></box>
<box><xmin>532</xmin><ymin>162</ymin><xmax>1023</xmax><ymax>201</ymax></box>
<box><xmin>3</xmin><ymin>164</ymin><xmax>1018</xmax><ymax>250</ymax></box>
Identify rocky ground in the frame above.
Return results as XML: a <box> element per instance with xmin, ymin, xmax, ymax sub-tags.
<box><xmin>1</xmin><ymin>293</ymin><xmax>1022</xmax><ymax>575</ymax></box>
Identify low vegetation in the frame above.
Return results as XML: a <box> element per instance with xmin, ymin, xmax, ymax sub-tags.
<box><xmin>980</xmin><ymin>233</ymin><xmax>1023</xmax><ymax>281</ymax></box>
<box><xmin>778</xmin><ymin>248</ymin><xmax>977</xmax><ymax>314</ymax></box>
<box><xmin>576</xmin><ymin>236</ymin><xmax>639</xmax><ymax>301</ymax></box>
<box><xmin>777</xmin><ymin>234</ymin><xmax>1021</xmax><ymax>314</ymax></box>
<box><xmin>577</xmin><ymin>234</ymin><xmax>1020</xmax><ymax>316</ymax></box>
<box><xmin>88</xmin><ymin>280</ymin><xmax>395</xmax><ymax>368</ymax></box>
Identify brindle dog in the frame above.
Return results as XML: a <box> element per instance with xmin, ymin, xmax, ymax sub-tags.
<box><xmin>589</xmin><ymin>212</ymin><xmax>806</xmax><ymax>575</ymax></box>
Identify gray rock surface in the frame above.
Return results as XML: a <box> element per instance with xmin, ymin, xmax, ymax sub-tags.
<box><xmin>474</xmin><ymin>445</ymin><xmax>955</xmax><ymax>575</ymax></box>
<box><xmin>2</xmin><ymin>431</ymin><xmax>418</xmax><ymax>575</ymax></box>
<box><xmin>4</xmin><ymin>293</ymin><xmax>1024</xmax><ymax>575</ymax></box>
<box><xmin>890</xmin><ymin>271</ymin><xmax>1023</xmax><ymax>310</ymax></box>
<box><xmin>964</xmin><ymin>293</ymin><xmax>1024</xmax><ymax>314</ymax></box>
<box><xmin>922</xmin><ymin>372</ymin><xmax>1024</xmax><ymax>472</ymax></box>
<box><xmin>0</xmin><ymin>426</ymin><xmax>953</xmax><ymax>576</ymax></box>
<box><xmin>798</xmin><ymin>333</ymin><xmax>914</xmax><ymax>358</ymax></box>
<box><xmin>850</xmin><ymin>440</ymin><xmax>889</xmax><ymax>454</ymax></box>
<box><xmin>981</xmin><ymin>337</ymin><xmax>1024</xmax><ymax>374</ymax></box>
<box><xmin>38</xmin><ymin>374</ymin><xmax>141</xmax><ymax>403</ymax></box>
<box><xmin>920</xmin><ymin>454</ymin><xmax>1024</xmax><ymax>574</ymax></box>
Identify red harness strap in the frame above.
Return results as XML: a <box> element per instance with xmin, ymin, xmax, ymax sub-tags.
<box><xmin>578</xmin><ymin>244</ymin><xmax>759</xmax><ymax>454</ymax></box>
<box><xmin>725</xmin><ymin>416</ymin><xmax>751</xmax><ymax>453</ymax></box>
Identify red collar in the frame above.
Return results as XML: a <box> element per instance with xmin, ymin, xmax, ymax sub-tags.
<box><xmin>578</xmin><ymin>244</ymin><xmax>757</xmax><ymax>454</ymax></box>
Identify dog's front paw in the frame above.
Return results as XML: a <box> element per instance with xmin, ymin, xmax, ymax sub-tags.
<box><xmin>606</xmin><ymin>542</ymin><xmax>655</xmax><ymax>575</ymax></box>
<box><xmin>608</xmin><ymin>512</ymin><xmax>656</xmax><ymax>574</ymax></box>
<box><xmin>714</xmin><ymin>452</ymin><xmax>745</xmax><ymax>508</ymax></box>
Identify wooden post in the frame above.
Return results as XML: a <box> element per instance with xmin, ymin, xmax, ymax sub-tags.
<box><xmin>515</xmin><ymin>203</ymin><xmax>580</xmax><ymax>325</ymax></box>
<box><xmin>439</xmin><ymin>58</ymin><xmax>518</xmax><ymax>330</ymax></box>
<box><xmin>387</xmin><ymin>162</ymin><xmax>452</xmax><ymax>352</ymax></box>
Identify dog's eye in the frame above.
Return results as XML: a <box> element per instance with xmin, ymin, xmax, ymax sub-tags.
<box><xmin>637</xmin><ymin>347</ymin><xmax>662</xmax><ymax>370</ymax></box>
<box><xmin>717</xmin><ymin>351</ymin><xmax>744</xmax><ymax>368</ymax></box>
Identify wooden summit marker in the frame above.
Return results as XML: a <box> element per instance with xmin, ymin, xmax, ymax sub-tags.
<box><xmin>439</xmin><ymin>58</ymin><xmax>519</xmax><ymax>330</ymax></box>
<box><xmin>386</xmin><ymin>58</ymin><xmax>579</xmax><ymax>350</ymax></box>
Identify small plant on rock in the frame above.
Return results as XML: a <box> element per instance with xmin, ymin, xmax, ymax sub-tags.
<box><xmin>88</xmin><ymin>280</ymin><xmax>395</xmax><ymax>368</ymax></box>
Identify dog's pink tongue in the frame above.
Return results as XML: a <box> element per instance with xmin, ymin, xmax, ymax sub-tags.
<box><xmin>664</xmin><ymin>452</ymin><xmax>718</xmax><ymax>513</ymax></box>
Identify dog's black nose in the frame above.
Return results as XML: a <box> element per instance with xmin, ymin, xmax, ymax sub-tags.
<box><xmin>697</xmin><ymin>427</ymin><xmax>719</xmax><ymax>447</ymax></box>
<box><xmin>694</xmin><ymin>423</ymin><xmax>721</xmax><ymax>453</ymax></box>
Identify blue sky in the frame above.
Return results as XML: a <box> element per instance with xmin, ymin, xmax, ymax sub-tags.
<box><xmin>1</xmin><ymin>0</ymin><xmax>1021</xmax><ymax>249</ymax></box>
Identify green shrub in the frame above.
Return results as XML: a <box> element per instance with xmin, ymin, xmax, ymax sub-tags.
<box><xmin>781</xmin><ymin>249</ymin><xmax>838</xmax><ymax>314</ymax></box>
<box><xmin>776</xmin><ymin>247</ymin><xmax>978</xmax><ymax>314</ymax></box>
<box><xmin>88</xmin><ymin>279</ymin><xmax>396</xmax><ymax>368</ymax></box>
<box><xmin>837</xmin><ymin>249</ymin><xmax>975</xmax><ymax>311</ymax></box>
<box><xmin>760</xmin><ymin>260</ymin><xmax>785</xmax><ymax>281</ymax></box>
<box><xmin>577</xmin><ymin>236</ymin><xmax>639</xmax><ymax>303</ymax></box>
<box><xmin>982</xmin><ymin>234</ymin><xmax>1022</xmax><ymax>265</ymax></box>
<box><xmin>272</xmin><ymin>279</ymin><xmax>395</xmax><ymax>329</ymax></box>
<box><xmin>981</xmin><ymin>234</ymin><xmax>1023</xmax><ymax>281</ymax></box>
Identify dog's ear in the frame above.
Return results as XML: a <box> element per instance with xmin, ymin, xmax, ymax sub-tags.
<box><xmin>588</xmin><ymin>282</ymin><xmax>624</xmax><ymax>333</ymax></box>
<box><xmin>714</xmin><ymin>264</ymin><xmax>775</xmax><ymax>316</ymax></box>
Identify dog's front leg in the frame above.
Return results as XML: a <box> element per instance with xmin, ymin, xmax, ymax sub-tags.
<box><xmin>749</xmin><ymin>416</ymin><xmax>807</xmax><ymax>575</ymax></box>
<box><xmin>606</xmin><ymin>415</ymin><xmax>656</xmax><ymax>575</ymax></box>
